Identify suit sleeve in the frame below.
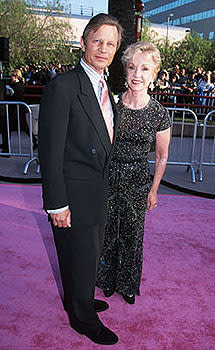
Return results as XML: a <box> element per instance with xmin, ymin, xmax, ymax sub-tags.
<box><xmin>38</xmin><ymin>78</ymin><xmax>70</xmax><ymax>210</ymax></box>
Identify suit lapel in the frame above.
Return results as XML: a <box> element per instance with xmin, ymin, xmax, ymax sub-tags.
<box><xmin>74</xmin><ymin>64</ymin><xmax>112</xmax><ymax>156</ymax></box>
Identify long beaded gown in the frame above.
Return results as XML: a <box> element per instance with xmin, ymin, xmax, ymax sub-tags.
<box><xmin>96</xmin><ymin>96</ymin><xmax>171</xmax><ymax>296</ymax></box>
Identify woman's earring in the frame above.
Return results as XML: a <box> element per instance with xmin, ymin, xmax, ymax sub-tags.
<box><xmin>124</xmin><ymin>81</ymin><xmax>128</xmax><ymax>88</ymax></box>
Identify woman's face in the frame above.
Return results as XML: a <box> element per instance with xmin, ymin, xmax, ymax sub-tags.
<box><xmin>126</xmin><ymin>51</ymin><xmax>155</xmax><ymax>92</ymax></box>
<box><xmin>160</xmin><ymin>73</ymin><xmax>166</xmax><ymax>80</ymax></box>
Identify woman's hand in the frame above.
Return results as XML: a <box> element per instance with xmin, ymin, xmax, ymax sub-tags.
<box><xmin>147</xmin><ymin>190</ymin><xmax>158</xmax><ymax>211</ymax></box>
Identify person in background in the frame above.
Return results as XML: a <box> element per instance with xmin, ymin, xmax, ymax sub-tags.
<box><xmin>22</xmin><ymin>64</ymin><xmax>30</xmax><ymax>83</ymax></box>
<box><xmin>48</xmin><ymin>62</ymin><xmax>56</xmax><ymax>79</ymax></box>
<box><xmin>27</xmin><ymin>65</ymin><xmax>40</xmax><ymax>85</ymax></box>
<box><xmin>5</xmin><ymin>71</ymin><xmax>25</xmax><ymax>149</ymax></box>
<box><xmin>155</xmin><ymin>70</ymin><xmax>169</xmax><ymax>92</ymax></box>
<box><xmin>169</xmin><ymin>73</ymin><xmax>181</xmax><ymax>93</ymax></box>
<box><xmin>198</xmin><ymin>71</ymin><xmax>214</xmax><ymax>93</ymax></box>
<box><xmin>170</xmin><ymin>64</ymin><xmax>180</xmax><ymax>82</ymax></box>
<box><xmin>183</xmin><ymin>70</ymin><xmax>198</xmax><ymax>94</ymax></box>
<box><xmin>97</xmin><ymin>41</ymin><xmax>171</xmax><ymax>305</ymax></box>
<box><xmin>5</xmin><ymin>71</ymin><xmax>38</xmax><ymax>150</ymax></box>
<box><xmin>211</xmin><ymin>71</ymin><xmax>215</xmax><ymax>93</ymax></box>
<box><xmin>39</xmin><ymin>13</ymin><xmax>123</xmax><ymax>345</ymax></box>
<box><xmin>0</xmin><ymin>79</ymin><xmax>8</xmax><ymax>155</ymax></box>
<box><xmin>197</xmin><ymin>71</ymin><xmax>215</xmax><ymax>105</ymax></box>
<box><xmin>38</xmin><ymin>63</ymin><xmax>49</xmax><ymax>86</ymax></box>
<box><xmin>194</xmin><ymin>66</ymin><xmax>204</xmax><ymax>84</ymax></box>
<box><xmin>182</xmin><ymin>70</ymin><xmax>198</xmax><ymax>104</ymax></box>
<box><xmin>15</xmin><ymin>68</ymin><xmax>25</xmax><ymax>85</ymax></box>
<box><xmin>178</xmin><ymin>67</ymin><xmax>187</xmax><ymax>87</ymax></box>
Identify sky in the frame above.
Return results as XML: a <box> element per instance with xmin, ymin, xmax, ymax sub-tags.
<box><xmin>82</xmin><ymin>0</ymin><xmax>107</xmax><ymax>13</ymax></box>
<box><xmin>64</xmin><ymin>0</ymin><xmax>108</xmax><ymax>14</ymax></box>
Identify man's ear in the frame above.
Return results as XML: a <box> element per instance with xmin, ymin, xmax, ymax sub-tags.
<box><xmin>80</xmin><ymin>37</ymin><xmax>86</xmax><ymax>52</ymax></box>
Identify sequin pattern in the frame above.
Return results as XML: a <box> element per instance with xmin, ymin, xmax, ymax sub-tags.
<box><xmin>96</xmin><ymin>97</ymin><xmax>171</xmax><ymax>296</ymax></box>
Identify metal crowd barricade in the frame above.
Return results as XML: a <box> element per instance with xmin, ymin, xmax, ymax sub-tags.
<box><xmin>0</xmin><ymin>101</ymin><xmax>39</xmax><ymax>174</ymax></box>
<box><xmin>197</xmin><ymin>110</ymin><xmax>215</xmax><ymax>182</ymax></box>
<box><xmin>150</xmin><ymin>91</ymin><xmax>215</xmax><ymax>119</ymax></box>
<box><xmin>148</xmin><ymin>107</ymin><xmax>198</xmax><ymax>183</ymax></box>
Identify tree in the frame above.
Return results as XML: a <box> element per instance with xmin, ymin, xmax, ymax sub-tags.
<box><xmin>108</xmin><ymin>0</ymin><xmax>135</xmax><ymax>94</ymax></box>
<box><xmin>173</xmin><ymin>33</ymin><xmax>213</xmax><ymax>71</ymax></box>
<box><xmin>0</xmin><ymin>0</ymin><xmax>76</xmax><ymax>69</ymax></box>
<box><xmin>207</xmin><ymin>40</ymin><xmax>215</xmax><ymax>71</ymax></box>
<box><xmin>140</xmin><ymin>21</ymin><xmax>215</xmax><ymax>72</ymax></box>
<box><xmin>141</xmin><ymin>18</ymin><xmax>157</xmax><ymax>42</ymax></box>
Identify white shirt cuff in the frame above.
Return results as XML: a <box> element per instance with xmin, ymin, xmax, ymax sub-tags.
<box><xmin>47</xmin><ymin>205</ymin><xmax>69</xmax><ymax>214</ymax></box>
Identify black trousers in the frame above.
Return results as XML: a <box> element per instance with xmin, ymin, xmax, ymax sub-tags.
<box><xmin>52</xmin><ymin>223</ymin><xmax>105</xmax><ymax>325</ymax></box>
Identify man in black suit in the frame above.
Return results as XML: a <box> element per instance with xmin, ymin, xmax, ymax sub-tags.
<box><xmin>39</xmin><ymin>14</ymin><xmax>123</xmax><ymax>345</ymax></box>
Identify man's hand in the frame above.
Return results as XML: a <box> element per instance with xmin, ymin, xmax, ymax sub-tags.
<box><xmin>50</xmin><ymin>208</ymin><xmax>71</xmax><ymax>228</ymax></box>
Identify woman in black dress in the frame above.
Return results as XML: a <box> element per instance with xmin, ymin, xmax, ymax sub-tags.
<box><xmin>96</xmin><ymin>42</ymin><xmax>171</xmax><ymax>304</ymax></box>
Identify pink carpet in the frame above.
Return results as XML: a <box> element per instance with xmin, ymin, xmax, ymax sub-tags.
<box><xmin>0</xmin><ymin>184</ymin><xmax>214</xmax><ymax>350</ymax></box>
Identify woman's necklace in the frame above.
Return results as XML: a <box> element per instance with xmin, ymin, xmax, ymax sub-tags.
<box><xmin>122</xmin><ymin>91</ymin><xmax>150</xmax><ymax>110</ymax></box>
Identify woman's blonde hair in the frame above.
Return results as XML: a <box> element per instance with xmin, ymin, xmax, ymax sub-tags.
<box><xmin>121</xmin><ymin>41</ymin><xmax>161</xmax><ymax>80</ymax></box>
<box><xmin>15</xmin><ymin>68</ymin><xmax>25</xmax><ymax>84</ymax></box>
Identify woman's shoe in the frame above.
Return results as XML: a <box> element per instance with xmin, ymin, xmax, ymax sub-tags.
<box><xmin>104</xmin><ymin>288</ymin><xmax>115</xmax><ymax>298</ymax></box>
<box><xmin>122</xmin><ymin>294</ymin><xmax>135</xmax><ymax>304</ymax></box>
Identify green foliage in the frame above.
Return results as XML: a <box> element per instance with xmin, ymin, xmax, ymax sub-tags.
<box><xmin>141</xmin><ymin>19</ymin><xmax>160</xmax><ymax>43</ymax></box>
<box><xmin>141</xmin><ymin>21</ymin><xmax>215</xmax><ymax>72</ymax></box>
<box><xmin>173</xmin><ymin>33</ymin><xmax>212</xmax><ymax>71</ymax></box>
<box><xmin>0</xmin><ymin>0</ymin><xmax>77</xmax><ymax>69</ymax></box>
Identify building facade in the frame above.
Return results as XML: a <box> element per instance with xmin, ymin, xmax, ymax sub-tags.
<box><xmin>143</xmin><ymin>0</ymin><xmax>215</xmax><ymax>40</ymax></box>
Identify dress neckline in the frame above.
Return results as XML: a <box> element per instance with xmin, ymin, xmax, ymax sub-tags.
<box><xmin>118</xmin><ymin>95</ymin><xmax>151</xmax><ymax>111</ymax></box>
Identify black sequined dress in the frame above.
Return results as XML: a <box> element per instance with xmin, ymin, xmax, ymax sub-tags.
<box><xmin>96</xmin><ymin>97</ymin><xmax>171</xmax><ymax>296</ymax></box>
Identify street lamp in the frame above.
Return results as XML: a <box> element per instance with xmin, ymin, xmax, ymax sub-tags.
<box><xmin>135</xmin><ymin>0</ymin><xmax>144</xmax><ymax>41</ymax></box>
<box><xmin>166</xmin><ymin>13</ymin><xmax>174</xmax><ymax>43</ymax></box>
<box><xmin>165</xmin><ymin>13</ymin><xmax>173</xmax><ymax>66</ymax></box>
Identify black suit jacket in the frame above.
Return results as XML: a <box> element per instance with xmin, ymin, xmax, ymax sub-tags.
<box><xmin>38</xmin><ymin>63</ymin><xmax>118</xmax><ymax>224</ymax></box>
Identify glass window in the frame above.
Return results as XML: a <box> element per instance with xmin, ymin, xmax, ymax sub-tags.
<box><xmin>209</xmin><ymin>32</ymin><xmax>214</xmax><ymax>40</ymax></box>
<box><xmin>162</xmin><ymin>9</ymin><xmax>215</xmax><ymax>25</ymax></box>
<box><xmin>145</xmin><ymin>0</ymin><xmax>196</xmax><ymax>17</ymax></box>
<box><xmin>179</xmin><ymin>9</ymin><xmax>215</xmax><ymax>24</ymax></box>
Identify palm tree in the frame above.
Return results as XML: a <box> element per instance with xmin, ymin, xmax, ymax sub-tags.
<box><xmin>108</xmin><ymin>0</ymin><xmax>135</xmax><ymax>94</ymax></box>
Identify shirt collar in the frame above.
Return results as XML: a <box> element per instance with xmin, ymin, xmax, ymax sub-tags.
<box><xmin>80</xmin><ymin>58</ymin><xmax>104</xmax><ymax>86</ymax></box>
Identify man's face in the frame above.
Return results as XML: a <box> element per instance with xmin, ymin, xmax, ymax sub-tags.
<box><xmin>80</xmin><ymin>24</ymin><xmax>118</xmax><ymax>74</ymax></box>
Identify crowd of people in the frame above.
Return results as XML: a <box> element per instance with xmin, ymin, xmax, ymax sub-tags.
<box><xmin>4</xmin><ymin>62</ymin><xmax>215</xmax><ymax>113</ymax></box>
<box><xmin>6</xmin><ymin>62</ymin><xmax>75</xmax><ymax>87</ymax></box>
<box><xmin>152</xmin><ymin>65</ymin><xmax>215</xmax><ymax>98</ymax></box>
<box><xmin>7</xmin><ymin>62</ymin><xmax>215</xmax><ymax>99</ymax></box>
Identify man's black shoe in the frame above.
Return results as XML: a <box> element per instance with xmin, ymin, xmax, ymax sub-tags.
<box><xmin>69</xmin><ymin>314</ymin><xmax>119</xmax><ymax>345</ymax></box>
<box><xmin>94</xmin><ymin>299</ymin><xmax>109</xmax><ymax>312</ymax></box>
<box><xmin>64</xmin><ymin>299</ymin><xmax>109</xmax><ymax>313</ymax></box>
